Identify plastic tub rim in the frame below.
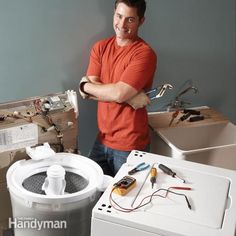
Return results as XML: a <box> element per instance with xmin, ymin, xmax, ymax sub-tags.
<box><xmin>7</xmin><ymin>153</ymin><xmax>104</xmax><ymax>205</ymax></box>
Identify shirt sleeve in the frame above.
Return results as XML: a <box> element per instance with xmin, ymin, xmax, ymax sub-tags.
<box><xmin>86</xmin><ymin>41</ymin><xmax>102</xmax><ymax>77</ymax></box>
<box><xmin>120</xmin><ymin>48</ymin><xmax>157</xmax><ymax>91</ymax></box>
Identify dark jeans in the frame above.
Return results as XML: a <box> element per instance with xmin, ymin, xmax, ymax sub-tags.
<box><xmin>88</xmin><ymin>138</ymin><xmax>150</xmax><ymax>177</ymax></box>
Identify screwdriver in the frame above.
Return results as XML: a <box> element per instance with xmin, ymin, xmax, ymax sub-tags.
<box><xmin>169</xmin><ymin>110</ymin><xmax>179</xmax><ymax>126</ymax></box>
<box><xmin>158</xmin><ymin>164</ymin><xmax>185</xmax><ymax>183</ymax></box>
<box><xmin>176</xmin><ymin>112</ymin><xmax>191</xmax><ymax>124</ymax></box>
<box><xmin>150</xmin><ymin>167</ymin><xmax>157</xmax><ymax>188</ymax></box>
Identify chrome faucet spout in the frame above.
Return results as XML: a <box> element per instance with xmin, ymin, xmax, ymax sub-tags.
<box><xmin>166</xmin><ymin>85</ymin><xmax>198</xmax><ymax>111</ymax></box>
<box><xmin>176</xmin><ymin>86</ymin><xmax>198</xmax><ymax>100</ymax></box>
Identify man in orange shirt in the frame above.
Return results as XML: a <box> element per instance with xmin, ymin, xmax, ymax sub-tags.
<box><xmin>79</xmin><ymin>0</ymin><xmax>157</xmax><ymax>176</ymax></box>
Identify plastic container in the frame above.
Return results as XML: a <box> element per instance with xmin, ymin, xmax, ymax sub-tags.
<box><xmin>7</xmin><ymin>152</ymin><xmax>110</xmax><ymax>236</ymax></box>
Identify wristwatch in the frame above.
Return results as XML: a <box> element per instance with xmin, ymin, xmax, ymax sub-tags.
<box><xmin>79</xmin><ymin>81</ymin><xmax>90</xmax><ymax>96</ymax></box>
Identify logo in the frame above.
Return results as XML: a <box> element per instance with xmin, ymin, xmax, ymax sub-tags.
<box><xmin>9</xmin><ymin>217</ymin><xmax>67</xmax><ymax>230</ymax></box>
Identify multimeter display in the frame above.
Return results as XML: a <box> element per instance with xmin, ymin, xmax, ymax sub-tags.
<box><xmin>113</xmin><ymin>176</ymin><xmax>136</xmax><ymax>196</ymax></box>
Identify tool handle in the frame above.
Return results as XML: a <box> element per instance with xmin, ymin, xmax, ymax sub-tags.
<box><xmin>151</xmin><ymin>167</ymin><xmax>157</xmax><ymax>177</ymax></box>
<box><xmin>158</xmin><ymin>164</ymin><xmax>175</xmax><ymax>177</ymax></box>
<box><xmin>189</xmin><ymin>115</ymin><xmax>204</xmax><ymax>122</ymax></box>
<box><xmin>173</xmin><ymin>110</ymin><xmax>179</xmax><ymax>118</ymax></box>
<box><xmin>180</xmin><ymin>112</ymin><xmax>191</xmax><ymax>121</ymax></box>
<box><xmin>150</xmin><ymin>167</ymin><xmax>157</xmax><ymax>188</ymax></box>
<box><xmin>150</xmin><ymin>96</ymin><xmax>157</xmax><ymax>100</ymax></box>
<box><xmin>128</xmin><ymin>162</ymin><xmax>144</xmax><ymax>174</ymax></box>
<box><xmin>183</xmin><ymin>109</ymin><xmax>200</xmax><ymax>115</ymax></box>
<box><xmin>146</xmin><ymin>88</ymin><xmax>157</xmax><ymax>95</ymax></box>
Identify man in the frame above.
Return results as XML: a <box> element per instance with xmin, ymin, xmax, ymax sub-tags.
<box><xmin>79</xmin><ymin>0</ymin><xmax>157</xmax><ymax>176</ymax></box>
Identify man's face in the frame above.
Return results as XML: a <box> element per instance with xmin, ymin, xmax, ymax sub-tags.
<box><xmin>113</xmin><ymin>3</ymin><xmax>144</xmax><ymax>41</ymax></box>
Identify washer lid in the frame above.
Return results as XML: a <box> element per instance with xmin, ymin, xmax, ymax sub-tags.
<box><xmin>26</xmin><ymin>142</ymin><xmax>56</xmax><ymax>160</ymax></box>
<box><xmin>126</xmin><ymin>151</ymin><xmax>231</xmax><ymax>229</ymax></box>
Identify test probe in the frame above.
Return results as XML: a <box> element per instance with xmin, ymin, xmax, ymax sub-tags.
<box><xmin>159</xmin><ymin>164</ymin><xmax>186</xmax><ymax>183</ymax></box>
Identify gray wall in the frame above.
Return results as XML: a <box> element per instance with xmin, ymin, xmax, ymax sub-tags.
<box><xmin>0</xmin><ymin>0</ymin><xmax>235</xmax><ymax>155</ymax></box>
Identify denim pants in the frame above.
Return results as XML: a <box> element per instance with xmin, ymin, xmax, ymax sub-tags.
<box><xmin>88</xmin><ymin>138</ymin><xmax>150</xmax><ymax>177</ymax></box>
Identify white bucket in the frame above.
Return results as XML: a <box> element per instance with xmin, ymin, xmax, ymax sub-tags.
<box><xmin>7</xmin><ymin>153</ymin><xmax>110</xmax><ymax>236</ymax></box>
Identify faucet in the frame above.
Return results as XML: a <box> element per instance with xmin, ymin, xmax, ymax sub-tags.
<box><xmin>175</xmin><ymin>86</ymin><xmax>198</xmax><ymax>101</ymax></box>
<box><xmin>167</xmin><ymin>86</ymin><xmax>198</xmax><ymax>111</ymax></box>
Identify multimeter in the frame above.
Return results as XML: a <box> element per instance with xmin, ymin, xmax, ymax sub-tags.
<box><xmin>113</xmin><ymin>176</ymin><xmax>136</xmax><ymax>196</ymax></box>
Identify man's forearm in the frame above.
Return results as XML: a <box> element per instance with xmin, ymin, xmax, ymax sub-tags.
<box><xmin>83</xmin><ymin>81</ymin><xmax>137</xmax><ymax>103</ymax></box>
<box><xmin>81</xmin><ymin>79</ymin><xmax>150</xmax><ymax>109</ymax></box>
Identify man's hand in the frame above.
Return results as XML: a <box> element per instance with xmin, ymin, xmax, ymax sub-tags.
<box><xmin>126</xmin><ymin>91</ymin><xmax>151</xmax><ymax>110</ymax></box>
<box><xmin>79</xmin><ymin>76</ymin><xmax>90</xmax><ymax>99</ymax></box>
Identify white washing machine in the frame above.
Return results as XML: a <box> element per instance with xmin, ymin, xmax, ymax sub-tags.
<box><xmin>91</xmin><ymin>151</ymin><xmax>236</xmax><ymax>236</ymax></box>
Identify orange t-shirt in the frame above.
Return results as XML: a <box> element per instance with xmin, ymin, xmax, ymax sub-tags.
<box><xmin>87</xmin><ymin>36</ymin><xmax>157</xmax><ymax>151</ymax></box>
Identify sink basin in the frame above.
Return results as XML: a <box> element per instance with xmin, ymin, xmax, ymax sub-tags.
<box><xmin>183</xmin><ymin>145</ymin><xmax>236</xmax><ymax>170</ymax></box>
<box><xmin>150</xmin><ymin>120</ymin><xmax>236</xmax><ymax>170</ymax></box>
<box><xmin>158</xmin><ymin>122</ymin><xmax>236</xmax><ymax>151</ymax></box>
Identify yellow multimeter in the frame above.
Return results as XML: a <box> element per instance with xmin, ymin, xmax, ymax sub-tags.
<box><xmin>113</xmin><ymin>176</ymin><xmax>136</xmax><ymax>196</ymax></box>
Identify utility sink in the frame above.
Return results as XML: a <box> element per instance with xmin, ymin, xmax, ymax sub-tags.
<box><xmin>159</xmin><ymin>122</ymin><xmax>236</xmax><ymax>152</ymax></box>
<box><xmin>148</xmin><ymin>107</ymin><xmax>236</xmax><ymax>170</ymax></box>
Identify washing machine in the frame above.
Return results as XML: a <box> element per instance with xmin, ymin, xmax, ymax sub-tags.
<box><xmin>91</xmin><ymin>150</ymin><xmax>236</xmax><ymax>236</ymax></box>
<box><xmin>7</xmin><ymin>144</ymin><xmax>112</xmax><ymax>236</ymax></box>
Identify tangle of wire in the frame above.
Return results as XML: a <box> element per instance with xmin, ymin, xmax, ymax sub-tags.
<box><xmin>109</xmin><ymin>186</ymin><xmax>192</xmax><ymax>213</ymax></box>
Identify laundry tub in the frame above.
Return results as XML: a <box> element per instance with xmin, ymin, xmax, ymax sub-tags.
<box><xmin>6</xmin><ymin>149</ymin><xmax>110</xmax><ymax>236</ymax></box>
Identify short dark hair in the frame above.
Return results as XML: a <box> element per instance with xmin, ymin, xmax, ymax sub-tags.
<box><xmin>114</xmin><ymin>0</ymin><xmax>146</xmax><ymax>19</ymax></box>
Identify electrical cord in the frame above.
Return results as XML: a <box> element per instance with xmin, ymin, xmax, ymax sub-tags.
<box><xmin>109</xmin><ymin>186</ymin><xmax>192</xmax><ymax>213</ymax></box>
